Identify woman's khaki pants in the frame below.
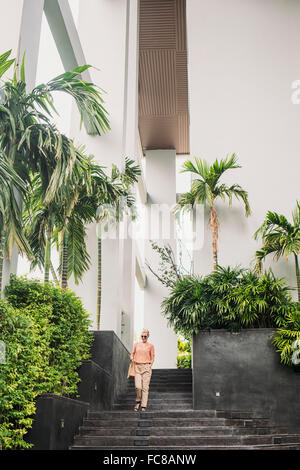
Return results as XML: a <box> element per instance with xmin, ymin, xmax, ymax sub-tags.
<box><xmin>135</xmin><ymin>363</ymin><xmax>152</xmax><ymax>408</ymax></box>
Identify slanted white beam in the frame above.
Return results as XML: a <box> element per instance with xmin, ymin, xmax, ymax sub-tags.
<box><xmin>44</xmin><ymin>0</ymin><xmax>89</xmax><ymax>76</ymax></box>
<box><xmin>136</xmin><ymin>131</ymin><xmax>147</xmax><ymax>204</ymax></box>
<box><xmin>135</xmin><ymin>241</ymin><xmax>146</xmax><ymax>289</ymax></box>
<box><xmin>19</xmin><ymin>0</ymin><xmax>44</xmax><ymax>90</ymax></box>
<box><xmin>44</xmin><ymin>0</ymin><xmax>97</xmax><ymax>134</ymax></box>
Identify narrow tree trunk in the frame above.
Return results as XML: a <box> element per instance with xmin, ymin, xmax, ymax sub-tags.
<box><xmin>210</xmin><ymin>203</ymin><xmax>219</xmax><ymax>271</ymax></box>
<box><xmin>50</xmin><ymin>261</ymin><xmax>58</xmax><ymax>283</ymax></box>
<box><xmin>0</xmin><ymin>230</ymin><xmax>5</xmax><ymax>296</ymax></box>
<box><xmin>294</xmin><ymin>253</ymin><xmax>300</xmax><ymax>302</ymax></box>
<box><xmin>44</xmin><ymin>229</ymin><xmax>51</xmax><ymax>283</ymax></box>
<box><xmin>61</xmin><ymin>231</ymin><xmax>68</xmax><ymax>290</ymax></box>
<box><xmin>96</xmin><ymin>228</ymin><xmax>102</xmax><ymax>330</ymax></box>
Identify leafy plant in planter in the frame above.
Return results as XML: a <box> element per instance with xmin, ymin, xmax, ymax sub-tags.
<box><xmin>0</xmin><ymin>301</ymin><xmax>52</xmax><ymax>449</ymax></box>
<box><xmin>162</xmin><ymin>266</ymin><xmax>296</xmax><ymax>337</ymax></box>
<box><xmin>254</xmin><ymin>202</ymin><xmax>300</xmax><ymax>300</ymax></box>
<box><xmin>272</xmin><ymin>307</ymin><xmax>300</xmax><ymax>367</ymax></box>
<box><xmin>4</xmin><ymin>275</ymin><xmax>92</xmax><ymax>396</ymax></box>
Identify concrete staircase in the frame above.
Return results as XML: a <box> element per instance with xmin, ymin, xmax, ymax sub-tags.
<box><xmin>71</xmin><ymin>368</ymin><xmax>300</xmax><ymax>450</ymax></box>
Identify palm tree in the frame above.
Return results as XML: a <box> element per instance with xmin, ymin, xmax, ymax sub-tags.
<box><xmin>0</xmin><ymin>50</ymin><xmax>110</xmax><ymax>285</ymax></box>
<box><xmin>254</xmin><ymin>202</ymin><xmax>300</xmax><ymax>300</ymax></box>
<box><xmin>176</xmin><ymin>154</ymin><xmax>251</xmax><ymax>271</ymax></box>
<box><xmin>23</xmin><ymin>151</ymin><xmax>93</xmax><ymax>283</ymax></box>
<box><xmin>95</xmin><ymin>157</ymin><xmax>141</xmax><ymax>330</ymax></box>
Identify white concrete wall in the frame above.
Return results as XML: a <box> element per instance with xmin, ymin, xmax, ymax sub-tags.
<box><xmin>68</xmin><ymin>0</ymin><xmax>140</xmax><ymax>338</ymax></box>
<box><xmin>0</xmin><ymin>0</ymin><xmax>44</xmax><ymax>292</ymax></box>
<box><xmin>0</xmin><ymin>1</ymin><xmax>24</xmax><ymax>58</ymax></box>
<box><xmin>144</xmin><ymin>150</ymin><xmax>178</xmax><ymax>369</ymax></box>
<box><xmin>187</xmin><ymin>0</ymin><xmax>300</xmax><ymax>296</ymax></box>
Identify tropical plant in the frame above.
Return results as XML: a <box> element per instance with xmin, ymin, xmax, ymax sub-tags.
<box><xmin>162</xmin><ymin>266</ymin><xmax>296</xmax><ymax>337</ymax></box>
<box><xmin>0</xmin><ymin>50</ymin><xmax>110</xmax><ymax>290</ymax></box>
<box><xmin>175</xmin><ymin>154</ymin><xmax>251</xmax><ymax>271</ymax></box>
<box><xmin>272</xmin><ymin>308</ymin><xmax>300</xmax><ymax>367</ymax></box>
<box><xmin>254</xmin><ymin>202</ymin><xmax>300</xmax><ymax>300</ymax></box>
<box><xmin>0</xmin><ymin>300</ymin><xmax>51</xmax><ymax>449</ymax></box>
<box><xmin>0</xmin><ymin>275</ymin><xmax>92</xmax><ymax>449</ymax></box>
<box><xmin>5</xmin><ymin>275</ymin><xmax>92</xmax><ymax>396</ymax></box>
<box><xmin>146</xmin><ymin>239</ymin><xmax>193</xmax><ymax>289</ymax></box>
<box><xmin>146</xmin><ymin>242</ymin><xmax>182</xmax><ymax>288</ymax></box>
<box><xmin>177</xmin><ymin>336</ymin><xmax>191</xmax><ymax>369</ymax></box>
<box><xmin>95</xmin><ymin>157</ymin><xmax>141</xmax><ymax>329</ymax></box>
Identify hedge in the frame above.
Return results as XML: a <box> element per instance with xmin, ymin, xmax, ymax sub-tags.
<box><xmin>0</xmin><ymin>275</ymin><xmax>92</xmax><ymax>449</ymax></box>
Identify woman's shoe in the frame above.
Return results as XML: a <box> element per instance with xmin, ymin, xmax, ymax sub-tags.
<box><xmin>141</xmin><ymin>407</ymin><xmax>147</xmax><ymax>412</ymax></box>
<box><xmin>134</xmin><ymin>402</ymin><xmax>141</xmax><ymax>411</ymax></box>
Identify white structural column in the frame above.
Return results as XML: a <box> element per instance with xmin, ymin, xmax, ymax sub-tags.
<box><xmin>186</xmin><ymin>0</ymin><xmax>300</xmax><ymax>293</ymax></box>
<box><xmin>144</xmin><ymin>150</ymin><xmax>178</xmax><ymax>369</ymax></box>
<box><xmin>68</xmin><ymin>0</ymin><xmax>140</xmax><ymax>337</ymax></box>
<box><xmin>119</xmin><ymin>0</ymin><xmax>140</xmax><ymax>351</ymax></box>
<box><xmin>0</xmin><ymin>0</ymin><xmax>44</xmax><ymax>292</ymax></box>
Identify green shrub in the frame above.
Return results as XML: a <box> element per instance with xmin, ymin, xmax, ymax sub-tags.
<box><xmin>162</xmin><ymin>266</ymin><xmax>296</xmax><ymax>337</ymax></box>
<box><xmin>177</xmin><ymin>353</ymin><xmax>191</xmax><ymax>369</ymax></box>
<box><xmin>272</xmin><ymin>309</ymin><xmax>300</xmax><ymax>366</ymax></box>
<box><xmin>177</xmin><ymin>337</ymin><xmax>191</xmax><ymax>369</ymax></box>
<box><xmin>0</xmin><ymin>301</ymin><xmax>51</xmax><ymax>449</ymax></box>
<box><xmin>0</xmin><ymin>275</ymin><xmax>92</xmax><ymax>449</ymax></box>
<box><xmin>5</xmin><ymin>275</ymin><xmax>93</xmax><ymax>396</ymax></box>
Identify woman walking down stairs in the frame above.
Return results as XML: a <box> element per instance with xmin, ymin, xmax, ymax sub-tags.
<box><xmin>70</xmin><ymin>369</ymin><xmax>300</xmax><ymax>450</ymax></box>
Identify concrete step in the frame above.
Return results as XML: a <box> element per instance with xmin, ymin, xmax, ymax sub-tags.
<box><xmin>146</xmin><ymin>434</ymin><xmax>300</xmax><ymax>447</ymax></box>
<box><xmin>151</xmin><ymin>369</ymin><xmax>192</xmax><ymax>374</ymax></box>
<box><xmin>72</xmin><ymin>436</ymin><xmax>138</xmax><ymax>447</ymax></box>
<box><xmin>138</xmin><ymin>410</ymin><xmax>265</xmax><ymax>419</ymax></box>
<box><xmin>83</xmin><ymin>419</ymin><xmax>140</xmax><ymax>428</ymax></box>
<box><xmin>113</xmin><ymin>404</ymin><xmax>193</xmax><ymax>411</ymax></box>
<box><xmin>114</xmin><ymin>397</ymin><xmax>193</xmax><ymax>403</ymax></box>
<box><xmin>125</xmin><ymin>385</ymin><xmax>193</xmax><ymax>391</ymax></box>
<box><xmin>78</xmin><ymin>427</ymin><xmax>138</xmax><ymax>436</ymax></box>
<box><xmin>138</xmin><ymin>418</ymin><xmax>271</xmax><ymax>428</ymax></box>
<box><xmin>118</xmin><ymin>392</ymin><xmax>193</xmax><ymax>399</ymax></box>
<box><xmin>72</xmin><ymin>433</ymin><xmax>300</xmax><ymax>448</ymax></box>
<box><xmin>88</xmin><ymin>410</ymin><xmax>217</xmax><ymax>419</ymax></box>
<box><xmin>71</xmin><ymin>444</ymin><xmax>300</xmax><ymax>450</ymax></box>
<box><xmin>135</xmin><ymin>426</ymin><xmax>288</xmax><ymax>437</ymax></box>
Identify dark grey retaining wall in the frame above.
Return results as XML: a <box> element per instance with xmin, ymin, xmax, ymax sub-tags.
<box><xmin>193</xmin><ymin>329</ymin><xmax>300</xmax><ymax>431</ymax></box>
<box><xmin>25</xmin><ymin>394</ymin><xmax>89</xmax><ymax>450</ymax></box>
<box><xmin>26</xmin><ymin>331</ymin><xmax>130</xmax><ymax>449</ymax></box>
<box><xmin>77</xmin><ymin>331</ymin><xmax>131</xmax><ymax>410</ymax></box>
<box><xmin>88</xmin><ymin>330</ymin><xmax>131</xmax><ymax>407</ymax></box>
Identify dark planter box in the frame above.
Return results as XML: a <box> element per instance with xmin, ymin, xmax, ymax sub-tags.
<box><xmin>193</xmin><ymin>328</ymin><xmax>300</xmax><ymax>431</ymax></box>
<box><xmin>26</xmin><ymin>331</ymin><xmax>130</xmax><ymax>449</ymax></box>
<box><xmin>89</xmin><ymin>330</ymin><xmax>130</xmax><ymax>406</ymax></box>
<box><xmin>25</xmin><ymin>394</ymin><xmax>89</xmax><ymax>450</ymax></box>
<box><xmin>77</xmin><ymin>359</ymin><xmax>112</xmax><ymax>410</ymax></box>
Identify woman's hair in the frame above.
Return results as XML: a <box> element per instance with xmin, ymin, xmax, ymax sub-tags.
<box><xmin>141</xmin><ymin>328</ymin><xmax>150</xmax><ymax>337</ymax></box>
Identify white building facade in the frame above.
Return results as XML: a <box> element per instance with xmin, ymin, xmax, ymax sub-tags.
<box><xmin>1</xmin><ymin>0</ymin><xmax>300</xmax><ymax>367</ymax></box>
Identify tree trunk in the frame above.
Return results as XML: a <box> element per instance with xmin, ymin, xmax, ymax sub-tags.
<box><xmin>294</xmin><ymin>253</ymin><xmax>300</xmax><ymax>302</ymax></box>
<box><xmin>0</xmin><ymin>230</ymin><xmax>5</xmax><ymax>296</ymax></box>
<box><xmin>50</xmin><ymin>261</ymin><xmax>58</xmax><ymax>283</ymax></box>
<box><xmin>61</xmin><ymin>231</ymin><xmax>68</xmax><ymax>290</ymax></box>
<box><xmin>44</xmin><ymin>229</ymin><xmax>51</xmax><ymax>283</ymax></box>
<box><xmin>96</xmin><ymin>228</ymin><xmax>102</xmax><ymax>330</ymax></box>
<box><xmin>210</xmin><ymin>203</ymin><xmax>219</xmax><ymax>271</ymax></box>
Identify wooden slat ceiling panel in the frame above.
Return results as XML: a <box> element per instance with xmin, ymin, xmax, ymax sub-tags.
<box><xmin>138</xmin><ymin>0</ymin><xmax>189</xmax><ymax>155</ymax></box>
